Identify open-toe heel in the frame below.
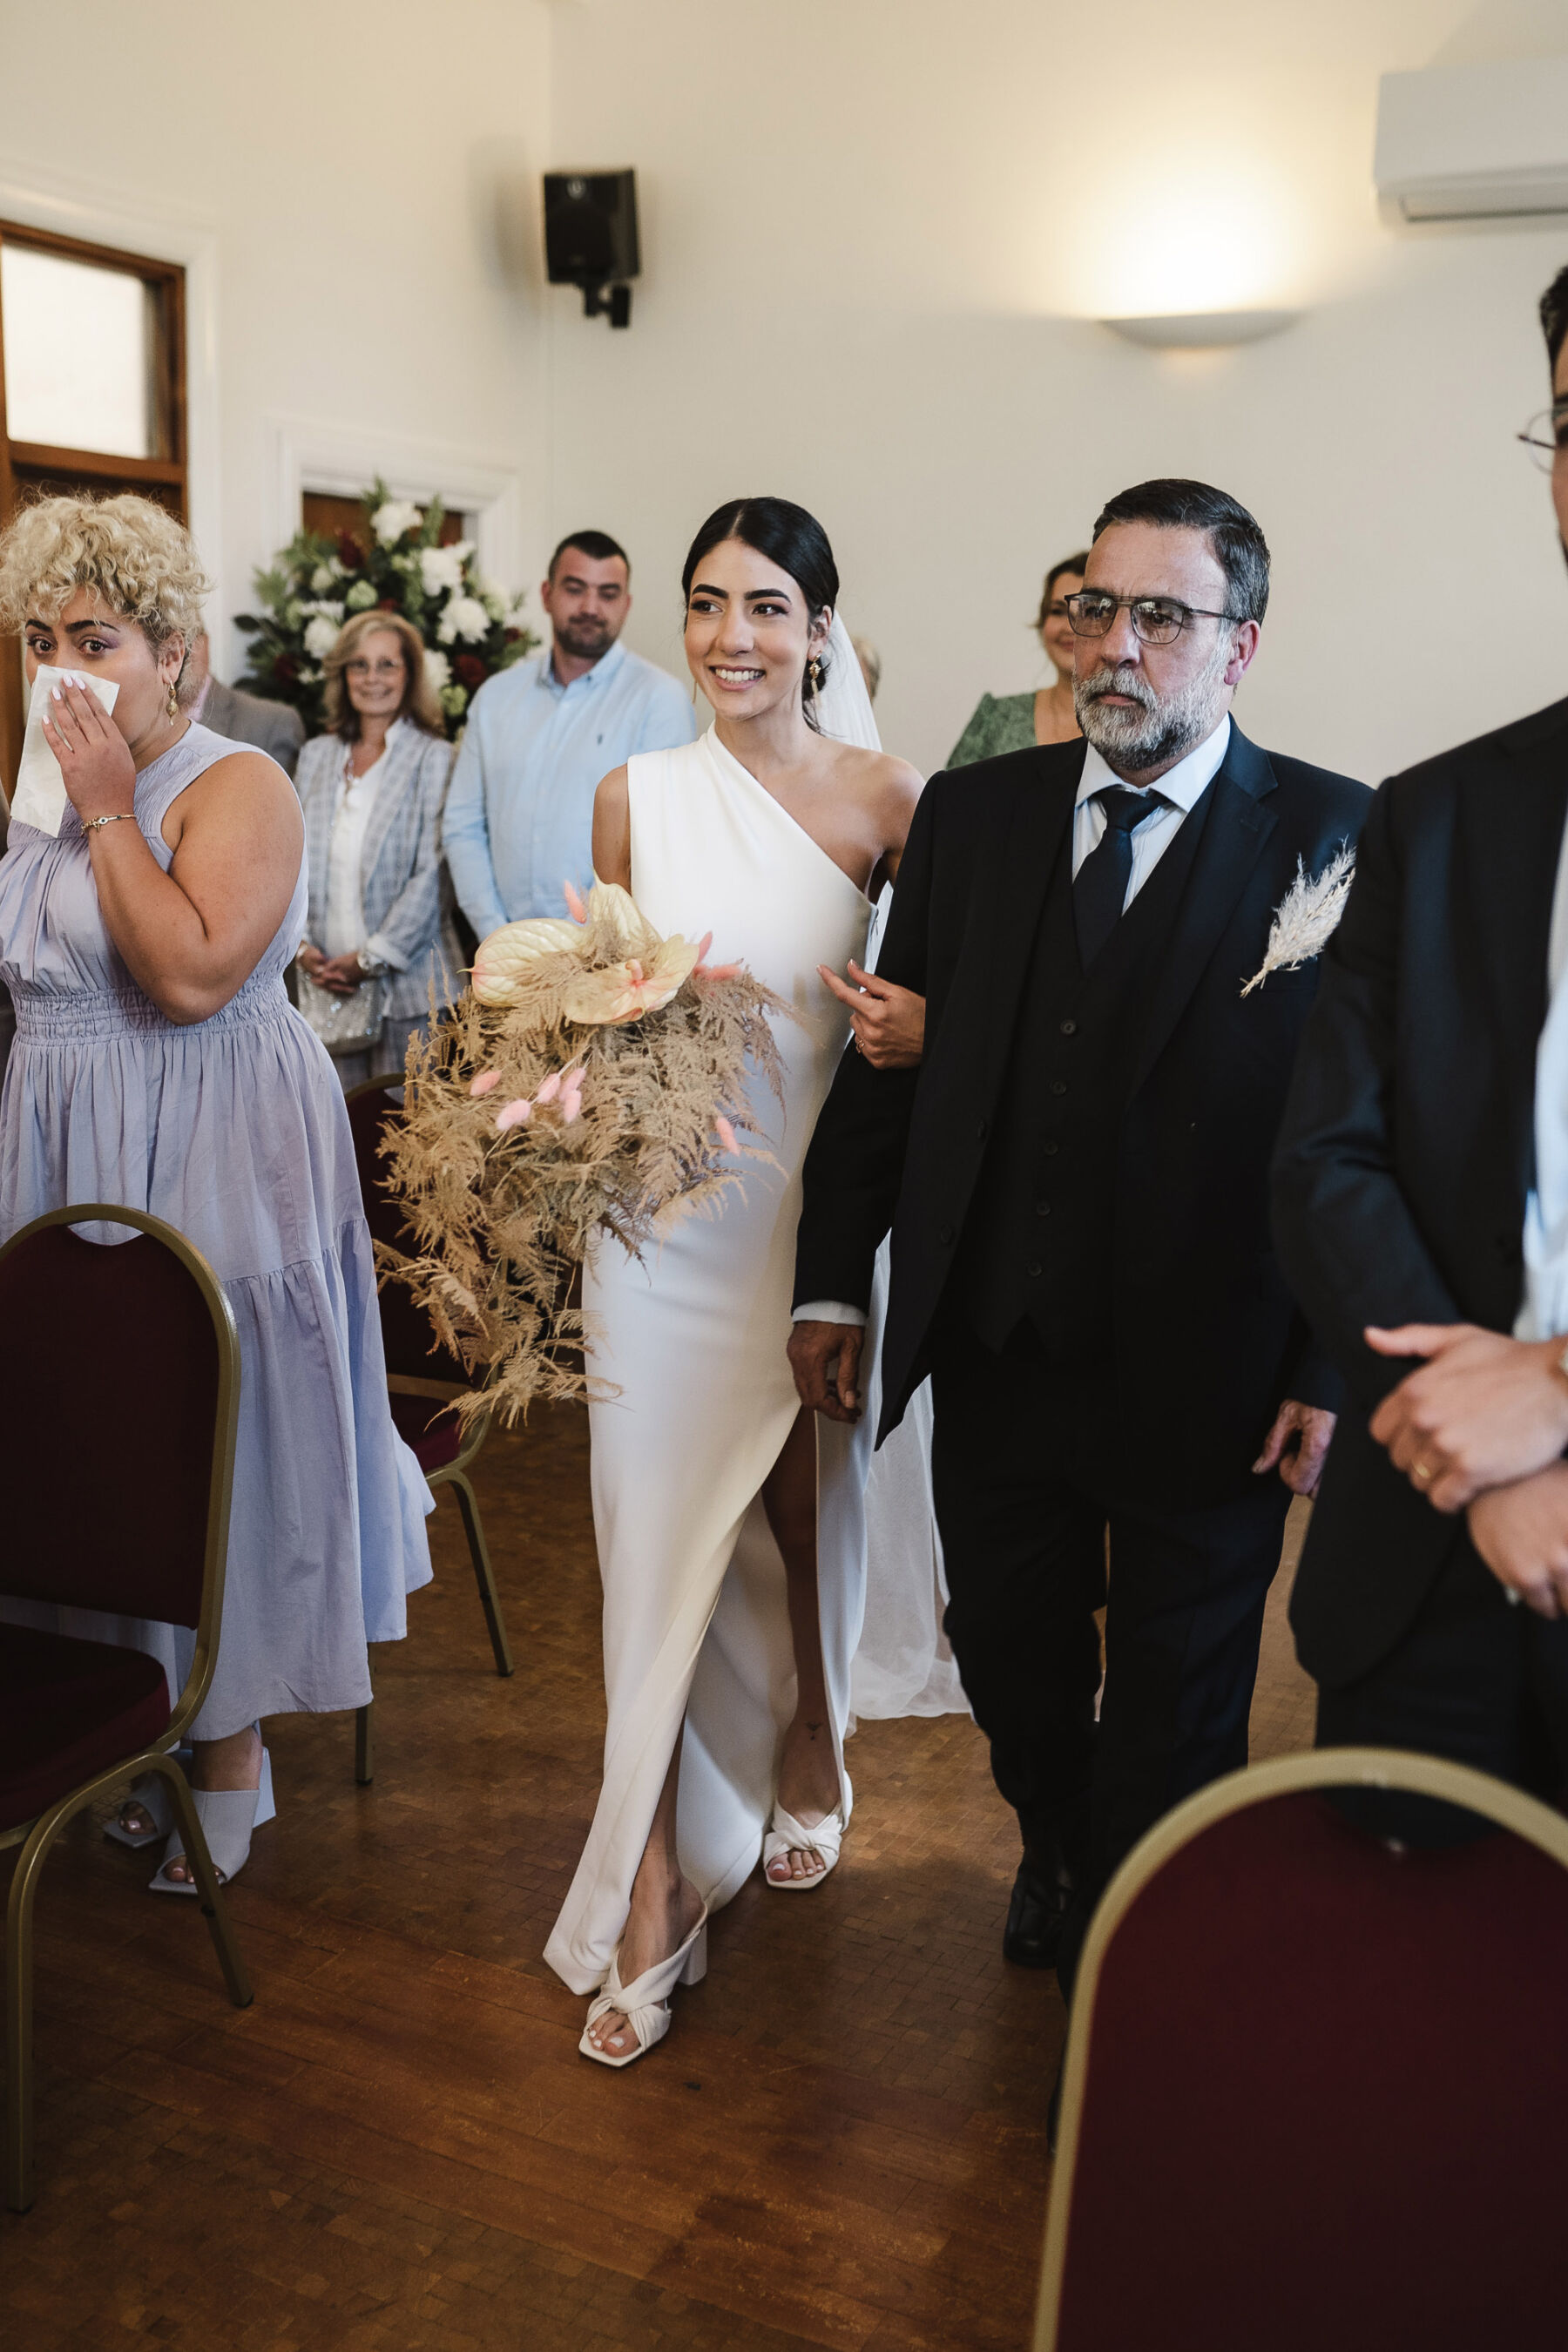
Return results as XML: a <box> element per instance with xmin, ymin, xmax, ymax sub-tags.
<box><xmin>764</xmin><ymin>1774</ymin><xmax>852</xmax><ymax>1889</ymax></box>
<box><xmin>105</xmin><ymin>1771</ymin><xmax>176</xmax><ymax>1850</ymax></box>
<box><xmin>150</xmin><ymin>1747</ymin><xmax>274</xmax><ymax>1896</ymax></box>
<box><xmin>580</xmin><ymin>1908</ymin><xmax>709</xmax><ymax>2069</ymax></box>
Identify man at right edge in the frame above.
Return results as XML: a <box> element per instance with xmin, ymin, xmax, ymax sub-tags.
<box><xmin>1273</xmin><ymin>266</ymin><xmax>1568</xmax><ymax>1817</ymax></box>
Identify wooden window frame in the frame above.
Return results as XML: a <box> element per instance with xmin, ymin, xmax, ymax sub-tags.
<box><xmin>0</xmin><ymin>220</ymin><xmax>188</xmax><ymax>792</ymax></box>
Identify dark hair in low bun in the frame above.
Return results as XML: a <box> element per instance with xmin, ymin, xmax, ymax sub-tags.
<box><xmin>681</xmin><ymin>497</ymin><xmax>838</xmax><ymax>720</ymax></box>
<box><xmin>1033</xmin><ymin>551</ymin><xmax>1089</xmax><ymax>632</ymax></box>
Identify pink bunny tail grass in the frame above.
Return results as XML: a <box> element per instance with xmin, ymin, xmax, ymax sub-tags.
<box><xmin>534</xmin><ymin>1071</ymin><xmax>563</xmax><ymax>1104</ymax></box>
<box><xmin>693</xmin><ymin>931</ymin><xmax>714</xmax><ymax>968</ymax></box>
<box><xmin>714</xmin><ymin>1115</ymin><xmax>738</xmax><ymax>1153</ymax></box>
<box><xmin>701</xmin><ymin>962</ymin><xmax>742</xmax><ymax>984</ymax></box>
<box><xmin>495</xmin><ymin>1098</ymin><xmax>532</xmax><ymax>1132</ymax></box>
<box><xmin>564</xmin><ymin>881</ymin><xmax>588</xmax><ymax>923</ymax></box>
<box><xmin>469</xmin><ymin>1070</ymin><xmax>502</xmax><ymax>1098</ymax></box>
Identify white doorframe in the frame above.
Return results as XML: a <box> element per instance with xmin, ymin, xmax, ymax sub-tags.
<box><xmin>266</xmin><ymin>415</ymin><xmax>524</xmax><ymax>593</ymax></box>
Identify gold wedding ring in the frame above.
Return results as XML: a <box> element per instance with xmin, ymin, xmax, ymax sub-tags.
<box><xmin>1412</xmin><ymin>1459</ymin><xmax>1434</xmax><ymax>1484</ymax></box>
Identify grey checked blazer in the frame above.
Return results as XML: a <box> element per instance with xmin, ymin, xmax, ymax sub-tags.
<box><xmin>295</xmin><ymin>723</ymin><xmax>465</xmax><ymax>1020</ymax></box>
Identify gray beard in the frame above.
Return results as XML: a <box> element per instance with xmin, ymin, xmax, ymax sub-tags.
<box><xmin>1075</xmin><ymin>641</ymin><xmax>1231</xmax><ymax>771</ymax></box>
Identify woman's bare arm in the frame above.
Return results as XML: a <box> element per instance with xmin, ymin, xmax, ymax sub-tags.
<box><xmin>815</xmin><ymin>755</ymin><xmax>926</xmax><ymax>1066</ymax></box>
<box><xmin>872</xmin><ymin>758</ymin><xmax>923</xmax><ymax>889</ymax></box>
<box><xmin>44</xmin><ymin>677</ymin><xmax>303</xmax><ymax>1024</ymax></box>
<box><xmin>591</xmin><ymin>765</ymin><xmax>632</xmax><ymax>890</ymax></box>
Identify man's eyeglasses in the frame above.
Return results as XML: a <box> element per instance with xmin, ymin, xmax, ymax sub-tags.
<box><xmin>1517</xmin><ymin>409</ymin><xmax>1568</xmax><ymax>473</ymax></box>
<box><xmin>1064</xmin><ymin>591</ymin><xmax>1239</xmax><ymax>646</ymax></box>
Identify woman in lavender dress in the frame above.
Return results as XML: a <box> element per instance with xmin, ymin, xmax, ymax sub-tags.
<box><xmin>0</xmin><ymin>494</ymin><xmax>431</xmax><ymax>1889</ymax></box>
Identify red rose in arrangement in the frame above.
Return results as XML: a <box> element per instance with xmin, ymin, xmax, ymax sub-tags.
<box><xmin>455</xmin><ymin>653</ymin><xmax>489</xmax><ymax>688</ymax></box>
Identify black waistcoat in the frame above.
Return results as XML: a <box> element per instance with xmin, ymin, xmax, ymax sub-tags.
<box><xmin>952</xmin><ymin>782</ymin><xmax>1218</xmax><ymax>1360</ymax></box>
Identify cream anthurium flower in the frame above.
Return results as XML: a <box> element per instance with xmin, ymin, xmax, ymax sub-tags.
<box><xmin>584</xmin><ymin>878</ymin><xmax>658</xmax><ymax>958</ymax></box>
<box><xmin>562</xmin><ymin>937</ymin><xmax>702</xmax><ymax>1025</ymax></box>
<box><xmin>470</xmin><ymin>917</ymin><xmax>586</xmax><ymax>1006</ymax></box>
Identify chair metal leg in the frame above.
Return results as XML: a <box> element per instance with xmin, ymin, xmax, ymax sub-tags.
<box><xmin>149</xmin><ymin>1756</ymin><xmax>253</xmax><ymax>2012</ymax></box>
<box><xmin>355</xmin><ymin>1699</ymin><xmax>375</xmax><ymax>1785</ymax></box>
<box><xmin>449</xmin><ymin>1468</ymin><xmax>514</xmax><ymax>1677</ymax></box>
<box><xmin>4</xmin><ymin>1812</ymin><xmax>52</xmax><ymax>2213</ymax></box>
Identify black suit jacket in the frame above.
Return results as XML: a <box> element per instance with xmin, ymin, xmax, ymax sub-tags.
<box><xmin>794</xmin><ymin>721</ymin><xmax>1370</xmax><ymax>1504</ymax></box>
<box><xmin>1274</xmin><ymin>696</ymin><xmax>1568</xmax><ymax>1686</ymax></box>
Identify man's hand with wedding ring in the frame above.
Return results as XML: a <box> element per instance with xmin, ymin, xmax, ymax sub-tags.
<box><xmin>1366</xmin><ymin>1321</ymin><xmax>1568</xmax><ymax>1511</ymax></box>
<box><xmin>818</xmin><ymin>959</ymin><xmax>926</xmax><ymax>1070</ymax></box>
<box><xmin>40</xmin><ymin>673</ymin><xmax>139</xmax><ymax>825</ymax></box>
<box><xmin>1467</xmin><ymin>1463</ymin><xmax>1568</xmax><ymax>1617</ymax></box>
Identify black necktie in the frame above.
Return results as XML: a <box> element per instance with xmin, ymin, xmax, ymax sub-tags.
<box><xmin>1072</xmin><ymin>787</ymin><xmax>1165</xmax><ymax>970</ymax></box>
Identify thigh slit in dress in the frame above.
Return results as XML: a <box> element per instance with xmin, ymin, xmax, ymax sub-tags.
<box><xmin>544</xmin><ymin>730</ymin><xmax>878</xmax><ymax>1995</ymax></box>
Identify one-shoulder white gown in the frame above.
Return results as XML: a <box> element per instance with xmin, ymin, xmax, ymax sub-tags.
<box><xmin>544</xmin><ymin>729</ymin><xmax>875</xmax><ymax>1995</ymax></box>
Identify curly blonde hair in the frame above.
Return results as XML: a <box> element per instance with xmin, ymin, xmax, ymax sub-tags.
<box><xmin>0</xmin><ymin>494</ymin><xmax>212</xmax><ymax>665</ymax></box>
<box><xmin>321</xmin><ymin>609</ymin><xmax>443</xmax><ymax>740</ymax></box>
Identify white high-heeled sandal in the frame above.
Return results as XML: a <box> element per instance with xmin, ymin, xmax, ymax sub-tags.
<box><xmin>580</xmin><ymin>1907</ymin><xmax>709</xmax><ymax>2069</ymax></box>
<box><xmin>150</xmin><ymin>1747</ymin><xmax>275</xmax><ymax>1896</ymax></box>
<box><xmin>764</xmin><ymin>1778</ymin><xmax>851</xmax><ymax>1889</ymax></box>
<box><xmin>105</xmin><ymin>1771</ymin><xmax>177</xmax><ymax>1850</ymax></box>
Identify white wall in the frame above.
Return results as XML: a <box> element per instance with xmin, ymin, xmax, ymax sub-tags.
<box><xmin>0</xmin><ymin>0</ymin><xmax>555</xmax><ymax>682</ymax></box>
<box><xmin>544</xmin><ymin>0</ymin><xmax>1568</xmax><ymax>784</ymax></box>
<box><xmin>3</xmin><ymin>0</ymin><xmax>1565</xmax><ymax>791</ymax></box>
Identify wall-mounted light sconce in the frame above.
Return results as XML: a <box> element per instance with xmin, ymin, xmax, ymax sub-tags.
<box><xmin>1100</xmin><ymin>309</ymin><xmax>1301</xmax><ymax>350</ymax></box>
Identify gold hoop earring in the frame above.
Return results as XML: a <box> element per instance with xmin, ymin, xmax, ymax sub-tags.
<box><xmin>808</xmin><ymin>657</ymin><xmax>824</xmax><ymax>693</ymax></box>
<box><xmin>166</xmin><ymin>685</ymin><xmax>179</xmax><ymax>722</ymax></box>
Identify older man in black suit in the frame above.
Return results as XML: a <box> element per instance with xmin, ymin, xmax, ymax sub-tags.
<box><xmin>1273</xmin><ymin>270</ymin><xmax>1568</xmax><ymax>1815</ymax></box>
<box><xmin>790</xmin><ymin>479</ymin><xmax>1370</xmax><ymax>1986</ymax></box>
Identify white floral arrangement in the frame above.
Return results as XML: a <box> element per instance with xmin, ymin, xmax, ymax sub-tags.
<box><xmin>236</xmin><ymin>476</ymin><xmax>537</xmax><ymax>739</ymax></box>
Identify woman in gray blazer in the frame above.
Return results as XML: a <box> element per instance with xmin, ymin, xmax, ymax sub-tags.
<box><xmin>294</xmin><ymin>611</ymin><xmax>465</xmax><ymax>1087</ymax></box>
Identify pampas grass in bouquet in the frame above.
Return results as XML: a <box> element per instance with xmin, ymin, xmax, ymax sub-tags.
<box><xmin>379</xmin><ymin>880</ymin><xmax>787</xmax><ymax>1423</ymax></box>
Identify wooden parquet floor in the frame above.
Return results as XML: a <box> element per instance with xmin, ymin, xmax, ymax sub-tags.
<box><xmin>0</xmin><ymin>1409</ymin><xmax>1316</xmax><ymax>2351</ymax></box>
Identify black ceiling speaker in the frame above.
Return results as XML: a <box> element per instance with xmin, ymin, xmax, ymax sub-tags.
<box><xmin>543</xmin><ymin>170</ymin><xmax>639</xmax><ymax>328</ymax></box>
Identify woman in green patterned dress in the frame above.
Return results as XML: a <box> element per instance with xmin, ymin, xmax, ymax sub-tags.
<box><xmin>946</xmin><ymin>550</ymin><xmax>1088</xmax><ymax>767</ymax></box>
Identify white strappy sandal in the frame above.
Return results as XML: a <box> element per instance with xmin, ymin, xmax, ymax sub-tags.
<box><xmin>764</xmin><ymin>1780</ymin><xmax>851</xmax><ymax>1889</ymax></box>
<box><xmin>580</xmin><ymin>1907</ymin><xmax>709</xmax><ymax>2069</ymax></box>
<box><xmin>150</xmin><ymin>1747</ymin><xmax>275</xmax><ymax>1896</ymax></box>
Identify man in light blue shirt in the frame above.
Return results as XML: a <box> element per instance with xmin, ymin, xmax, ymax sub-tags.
<box><xmin>442</xmin><ymin>529</ymin><xmax>698</xmax><ymax>936</ymax></box>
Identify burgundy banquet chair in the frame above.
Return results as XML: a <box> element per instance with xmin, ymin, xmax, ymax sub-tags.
<box><xmin>342</xmin><ymin>1078</ymin><xmax>514</xmax><ymax>1782</ymax></box>
<box><xmin>1034</xmin><ymin>1746</ymin><xmax>1568</xmax><ymax>2352</ymax></box>
<box><xmin>0</xmin><ymin>1205</ymin><xmax>250</xmax><ymax>2214</ymax></box>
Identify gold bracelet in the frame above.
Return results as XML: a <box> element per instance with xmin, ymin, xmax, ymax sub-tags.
<box><xmin>82</xmin><ymin>813</ymin><xmax>137</xmax><ymax>835</ymax></box>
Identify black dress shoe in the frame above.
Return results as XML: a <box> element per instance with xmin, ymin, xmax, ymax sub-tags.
<box><xmin>1003</xmin><ymin>1857</ymin><xmax>1072</xmax><ymax>1969</ymax></box>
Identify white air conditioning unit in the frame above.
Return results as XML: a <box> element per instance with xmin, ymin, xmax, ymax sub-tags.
<box><xmin>1375</xmin><ymin>55</ymin><xmax>1568</xmax><ymax>223</ymax></box>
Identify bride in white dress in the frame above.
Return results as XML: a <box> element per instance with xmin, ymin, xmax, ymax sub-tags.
<box><xmin>544</xmin><ymin>498</ymin><xmax>922</xmax><ymax>2065</ymax></box>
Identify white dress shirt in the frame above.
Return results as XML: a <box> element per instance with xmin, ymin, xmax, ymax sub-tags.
<box><xmin>322</xmin><ymin>720</ymin><xmax>402</xmax><ymax>959</ymax></box>
<box><xmin>795</xmin><ymin>715</ymin><xmax>1233</xmax><ymax>1330</ymax></box>
<box><xmin>1515</xmin><ymin>814</ymin><xmax>1568</xmax><ymax>1341</ymax></box>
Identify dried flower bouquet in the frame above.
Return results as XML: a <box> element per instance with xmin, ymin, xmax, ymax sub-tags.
<box><xmin>379</xmin><ymin>881</ymin><xmax>787</xmax><ymax>1423</ymax></box>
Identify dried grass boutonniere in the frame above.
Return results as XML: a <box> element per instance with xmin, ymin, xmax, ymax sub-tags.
<box><xmin>1241</xmin><ymin>846</ymin><xmax>1355</xmax><ymax>997</ymax></box>
<box><xmin>378</xmin><ymin>880</ymin><xmax>788</xmax><ymax>1423</ymax></box>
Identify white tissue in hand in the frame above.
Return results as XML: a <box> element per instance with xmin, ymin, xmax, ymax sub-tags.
<box><xmin>9</xmin><ymin>666</ymin><xmax>120</xmax><ymax>838</ymax></box>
